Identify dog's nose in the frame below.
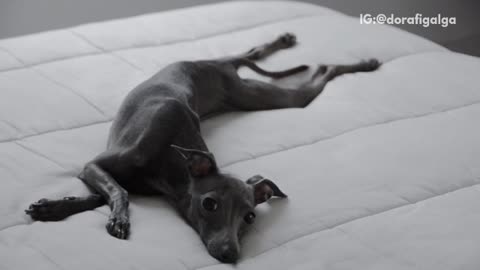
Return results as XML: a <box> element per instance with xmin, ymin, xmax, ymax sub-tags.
<box><xmin>218</xmin><ymin>244</ymin><xmax>238</xmax><ymax>263</ymax></box>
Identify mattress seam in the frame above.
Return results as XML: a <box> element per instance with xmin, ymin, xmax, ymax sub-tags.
<box><xmin>1</xmin><ymin>91</ymin><xmax>478</xmax><ymax>159</ymax></box>
<box><xmin>27</xmin><ymin>244</ymin><xmax>65</xmax><ymax>270</ymax></box>
<box><xmin>0</xmin><ymin>13</ymin><xmax>323</xmax><ymax>73</ymax></box>
<box><xmin>221</xmin><ymin>99</ymin><xmax>480</xmax><ymax>169</ymax></box>
<box><xmin>31</xmin><ymin>66</ymin><xmax>109</xmax><ymax>117</ymax></box>
<box><xmin>0</xmin><ymin>50</ymin><xmax>464</xmax><ymax>145</ymax></box>
<box><xmin>0</xmin><ymin>45</ymin><xmax>108</xmax><ymax>118</ymax></box>
<box><xmin>14</xmin><ymin>141</ymin><xmax>68</xmax><ymax>171</ymax></box>
<box><xmin>69</xmin><ymin>29</ymin><xmax>149</xmax><ymax>75</ymax></box>
<box><xmin>0</xmin><ymin>119</ymin><xmax>113</xmax><ymax>144</ymax></box>
<box><xmin>0</xmin><ymin>118</ymin><xmax>22</xmax><ymax>137</ymax></box>
<box><xmin>336</xmin><ymin>227</ymin><xmax>416</xmax><ymax>267</ymax></box>
<box><xmin>195</xmin><ymin>181</ymin><xmax>480</xmax><ymax>269</ymax></box>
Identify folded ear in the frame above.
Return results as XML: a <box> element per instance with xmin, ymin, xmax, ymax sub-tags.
<box><xmin>246</xmin><ymin>175</ymin><xmax>287</xmax><ymax>205</ymax></box>
<box><xmin>171</xmin><ymin>145</ymin><xmax>218</xmax><ymax>177</ymax></box>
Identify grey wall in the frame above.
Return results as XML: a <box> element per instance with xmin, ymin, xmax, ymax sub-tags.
<box><xmin>0</xmin><ymin>0</ymin><xmax>224</xmax><ymax>38</ymax></box>
<box><xmin>1</xmin><ymin>0</ymin><xmax>479</xmax><ymax>56</ymax></box>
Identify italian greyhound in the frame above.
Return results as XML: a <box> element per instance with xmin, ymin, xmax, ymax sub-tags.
<box><xmin>25</xmin><ymin>33</ymin><xmax>380</xmax><ymax>263</ymax></box>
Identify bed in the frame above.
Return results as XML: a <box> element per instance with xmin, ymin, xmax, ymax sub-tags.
<box><xmin>1</xmin><ymin>1</ymin><xmax>479</xmax><ymax>269</ymax></box>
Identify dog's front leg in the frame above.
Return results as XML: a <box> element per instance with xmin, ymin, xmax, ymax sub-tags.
<box><xmin>78</xmin><ymin>162</ymin><xmax>130</xmax><ymax>239</ymax></box>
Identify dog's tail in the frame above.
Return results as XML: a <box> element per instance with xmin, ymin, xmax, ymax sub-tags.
<box><xmin>235</xmin><ymin>59</ymin><xmax>308</xmax><ymax>79</ymax></box>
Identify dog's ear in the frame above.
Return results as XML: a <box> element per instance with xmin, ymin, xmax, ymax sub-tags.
<box><xmin>171</xmin><ymin>145</ymin><xmax>218</xmax><ymax>177</ymax></box>
<box><xmin>246</xmin><ymin>175</ymin><xmax>287</xmax><ymax>205</ymax></box>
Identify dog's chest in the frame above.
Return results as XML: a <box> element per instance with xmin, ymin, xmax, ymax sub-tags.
<box><xmin>125</xmin><ymin>154</ymin><xmax>189</xmax><ymax>196</ymax></box>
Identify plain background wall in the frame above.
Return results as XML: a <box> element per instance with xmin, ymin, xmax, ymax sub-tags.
<box><xmin>0</xmin><ymin>0</ymin><xmax>479</xmax><ymax>56</ymax></box>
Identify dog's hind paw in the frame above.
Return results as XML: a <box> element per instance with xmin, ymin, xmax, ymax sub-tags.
<box><xmin>362</xmin><ymin>58</ymin><xmax>381</xmax><ymax>71</ymax></box>
<box><xmin>106</xmin><ymin>214</ymin><xmax>130</xmax><ymax>240</ymax></box>
<box><xmin>278</xmin><ymin>33</ymin><xmax>297</xmax><ymax>48</ymax></box>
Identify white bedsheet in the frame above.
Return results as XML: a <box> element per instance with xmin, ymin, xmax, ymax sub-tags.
<box><xmin>1</xmin><ymin>1</ymin><xmax>479</xmax><ymax>269</ymax></box>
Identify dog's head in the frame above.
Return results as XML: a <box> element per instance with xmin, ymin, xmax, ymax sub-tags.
<box><xmin>171</xmin><ymin>145</ymin><xmax>287</xmax><ymax>263</ymax></box>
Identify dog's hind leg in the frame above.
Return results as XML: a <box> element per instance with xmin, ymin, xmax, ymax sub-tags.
<box><xmin>240</xmin><ymin>32</ymin><xmax>298</xmax><ymax>61</ymax></box>
<box><xmin>219</xmin><ymin>32</ymin><xmax>298</xmax><ymax>66</ymax></box>
<box><xmin>216</xmin><ymin>33</ymin><xmax>308</xmax><ymax>80</ymax></box>
<box><xmin>26</xmin><ymin>194</ymin><xmax>105</xmax><ymax>221</ymax></box>
<box><xmin>228</xmin><ymin>59</ymin><xmax>380</xmax><ymax>110</ymax></box>
<box><xmin>233</xmin><ymin>58</ymin><xmax>309</xmax><ymax>79</ymax></box>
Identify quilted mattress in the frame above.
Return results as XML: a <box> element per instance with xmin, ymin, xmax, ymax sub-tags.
<box><xmin>1</xmin><ymin>1</ymin><xmax>480</xmax><ymax>269</ymax></box>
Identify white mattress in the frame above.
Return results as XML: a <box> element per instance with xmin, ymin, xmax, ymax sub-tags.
<box><xmin>1</xmin><ymin>1</ymin><xmax>480</xmax><ymax>269</ymax></box>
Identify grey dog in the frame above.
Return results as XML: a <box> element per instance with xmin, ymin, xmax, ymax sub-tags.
<box><xmin>26</xmin><ymin>33</ymin><xmax>380</xmax><ymax>263</ymax></box>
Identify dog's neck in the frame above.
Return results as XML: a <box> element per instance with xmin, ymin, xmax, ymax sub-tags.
<box><xmin>161</xmin><ymin>178</ymin><xmax>198</xmax><ymax>231</ymax></box>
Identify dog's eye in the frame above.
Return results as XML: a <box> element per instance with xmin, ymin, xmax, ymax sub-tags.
<box><xmin>202</xmin><ymin>197</ymin><xmax>218</xmax><ymax>212</ymax></box>
<box><xmin>244</xmin><ymin>212</ymin><xmax>256</xmax><ymax>224</ymax></box>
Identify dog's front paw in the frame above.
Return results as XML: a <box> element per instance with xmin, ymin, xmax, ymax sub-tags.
<box><xmin>25</xmin><ymin>198</ymin><xmax>72</xmax><ymax>221</ymax></box>
<box><xmin>106</xmin><ymin>213</ymin><xmax>130</xmax><ymax>240</ymax></box>
<box><xmin>278</xmin><ymin>33</ymin><xmax>297</xmax><ymax>48</ymax></box>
